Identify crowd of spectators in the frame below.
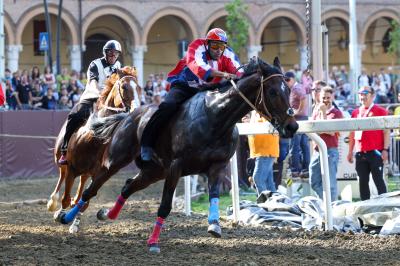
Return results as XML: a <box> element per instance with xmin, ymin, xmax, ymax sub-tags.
<box><xmin>0</xmin><ymin>66</ymin><xmax>172</xmax><ymax>111</ymax></box>
<box><xmin>243</xmin><ymin>63</ymin><xmax>400</xmax><ymax>201</ymax></box>
<box><xmin>0</xmin><ymin>66</ymin><xmax>86</xmax><ymax>111</ymax></box>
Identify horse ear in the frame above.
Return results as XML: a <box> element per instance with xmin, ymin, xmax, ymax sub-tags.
<box><xmin>273</xmin><ymin>56</ymin><xmax>281</xmax><ymax>70</ymax></box>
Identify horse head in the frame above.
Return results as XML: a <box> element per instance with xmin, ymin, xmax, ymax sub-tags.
<box><xmin>100</xmin><ymin>66</ymin><xmax>141</xmax><ymax>114</ymax></box>
<box><xmin>239</xmin><ymin>57</ymin><xmax>298</xmax><ymax>138</ymax></box>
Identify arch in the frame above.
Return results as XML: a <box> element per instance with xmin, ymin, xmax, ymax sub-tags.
<box><xmin>256</xmin><ymin>9</ymin><xmax>306</xmax><ymax>47</ymax></box>
<box><xmin>202</xmin><ymin>8</ymin><xmax>256</xmax><ymax>46</ymax></box>
<box><xmin>4</xmin><ymin>12</ymin><xmax>15</xmax><ymax>45</ymax></box>
<box><xmin>16</xmin><ymin>3</ymin><xmax>78</xmax><ymax>45</ymax></box>
<box><xmin>361</xmin><ymin>9</ymin><xmax>400</xmax><ymax>44</ymax></box>
<box><xmin>82</xmin><ymin>6</ymin><xmax>140</xmax><ymax>47</ymax></box>
<box><xmin>142</xmin><ymin>7</ymin><xmax>198</xmax><ymax>45</ymax></box>
<box><xmin>322</xmin><ymin>8</ymin><xmax>350</xmax><ymax>24</ymax></box>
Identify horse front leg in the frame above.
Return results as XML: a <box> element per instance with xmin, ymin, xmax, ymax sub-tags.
<box><xmin>206</xmin><ymin>163</ymin><xmax>226</xmax><ymax>238</ymax></box>
<box><xmin>47</xmin><ymin>166</ymin><xmax>67</xmax><ymax>212</ymax></box>
<box><xmin>147</xmin><ymin>164</ymin><xmax>181</xmax><ymax>254</ymax></box>
<box><xmin>71</xmin><ymin>174</ymin><xmax>91</xmax><ymax>206</ymax></box>
<box><xmin>59</xmin><ymin>167</ymin><xmax>116</xmax><ymax>225</ymax></box>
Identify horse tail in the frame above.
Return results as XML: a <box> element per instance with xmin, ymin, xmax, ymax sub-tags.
<box><xmin>90</xmin><ymin>113</ymin><xmax>128</xmax><ymax>143</ymax></box>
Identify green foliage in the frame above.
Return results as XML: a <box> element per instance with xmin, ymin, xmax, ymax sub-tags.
<box><xmin>388</xmin><ymin>20</ymin><xmax>400</xmax><ymax>62</ymax></box>
<box><xmin>225</xmin><ymin>0</ymin><xmax>250</xmax><ymax>56</ymax></box>
<box><xmin>191</xmin><ymin>192</ymin><xmax>257</xmax><ymax>214</ymax></box>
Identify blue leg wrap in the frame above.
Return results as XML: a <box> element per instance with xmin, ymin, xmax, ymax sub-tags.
<box><xmin>62</xmin><ymin>199</ymin><xmax>86</xmax><ymax>224</ymax></box>
<box><xmin>208</xmin><ymin>197</ymin><xmax>219</xmax><ymax>224</ymax></box>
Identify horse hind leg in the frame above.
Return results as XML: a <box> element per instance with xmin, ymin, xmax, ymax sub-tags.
<box><xmin>47</xmin><ymin>166</ymin><xmax>67</xmax><ymax>212</ymax></box>
<box><xmin>98</xmin><ymin>168</ymin><xmax>165</xmax><ymax>221</ymax></box>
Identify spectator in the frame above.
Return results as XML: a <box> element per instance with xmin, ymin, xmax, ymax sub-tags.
<box><xmin>41</xmin><ymin>66</ymin><xmax>56</xmax><ymax>91</ymax></box>
<box><xmin>309</xmin><ymin>86</ymin><xmax>343</xmax><ymax>201</ymax></box>
<box><xmin>56</xmin><ymin>67</ymin><xmax>71</xmax><ymax>92</ymax></box>
<box><xmin>58</xmin><ymin>95</ymin><xmax>71</xmax><ymax>110</ymax></box>
<box><xmin>247</xmin><ymin>111</ymin><xmax>279</xmax><ymax>197</ymax></box>
<box><xmin>31</xmin><ymin>81</ymin><xmax>44</xmax><ymax>107</ymax></box>
<box><xmin>0</xmin><ymin>82</ymin><xmax>4</xmax><ymax>107</ymax></box>
<box><xmin>31</xmin><ymin>66</ymin><xmax>41</xmax><ymax>84</ymax></box>
<box><xmin>347</xmin><ymin>86</ymin><xmax>389</xmax><ymax>200</ymax></box>
<box><xmin>5</xmin><ymin>80</ymin><xmax>18</xmax><ymax>110</ymax></box>
<box><xmin>39</xmin><ymin>87</ymin><xmax>57</xmax><ymax>110</ymax></box>
<box><xmin>358</xmin><ymin>68</ymin><xmax>372</xmax><ymax>88</ymax></box>
<box><xmin>143</xmin><ymin>80</ymin><xmax>154</xmax><ymax>103</ymax></box>
<box><xmin>286</xmin><ymin>71</ymin><xmax>310</xmax><ymax>177</ymax></box>
<box><xmin>15</xmin><ymin>74</ymin><xmax>32</xmax><ymax>110</ymax></box>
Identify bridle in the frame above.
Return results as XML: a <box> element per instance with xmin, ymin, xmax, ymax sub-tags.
<box><xmin>103</xmin><ymin>75</ymin><xmax>138</xmax><ymax>113</ymax></box>
<box><xmin>230</xmin><ymin>72</ymin><xmax>294</xmax><ymax>128</ymax></box>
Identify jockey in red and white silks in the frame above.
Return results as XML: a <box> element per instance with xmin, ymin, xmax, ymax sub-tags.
<box><xmin>167</xmin><ymin>38</ymin><xmax>243</xmax><ymax>88</ymax></box>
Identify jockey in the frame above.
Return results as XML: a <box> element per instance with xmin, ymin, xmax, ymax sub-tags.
<box><xmin>140</xmin><ymin>28</ymin><xmax>243</xmax><ymax>165</ymax></box>
<box><xmin>58</xmin><ymin>40</ymin><xmax>122</xmax><ymax>165</ymax></box>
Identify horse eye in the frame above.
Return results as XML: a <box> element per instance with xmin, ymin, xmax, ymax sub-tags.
<box><xmin>269</xmin><ymin>89</ymin><xmax>278</xmax><ymax>97</ymax></box>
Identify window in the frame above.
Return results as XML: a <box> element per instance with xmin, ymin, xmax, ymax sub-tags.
<box><xmin>33</xmin><ymin>20</ymin><xmax>46</xmax><ymax>56</ymax></box>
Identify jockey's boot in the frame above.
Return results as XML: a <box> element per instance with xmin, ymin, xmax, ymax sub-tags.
<box><xmin>58</xmin><ymin>152</ymin><xmax>68</xmax><ymax>165</ymax></box>
<box><xmin>138</xmin><ymin>146</ymin><xmax>163</xmax><ymax>169</ymax></box>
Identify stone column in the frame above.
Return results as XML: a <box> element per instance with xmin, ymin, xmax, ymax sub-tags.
<box><xmin>69</xmin><ymin>45</ymin><xmax>84</xmax><ymax>72</ymax></box>
<box><xmin>247</xmin><ymin>45</ymin><xmax>262</xmax><ymax>60</ymax></box>
<box><xmin>6</xmin><ymin>45</ymin><xmax>23</xmax><ymax>72</ymax></box>
<box><xmin>299</xmin><ymin>46</ymin><xmax>308</xmax><ymax>71</ymax></box>
<box><xmin>132</xmin><ymin>45</ymin><xmax>147</xmax><ymax>87</ymax></box>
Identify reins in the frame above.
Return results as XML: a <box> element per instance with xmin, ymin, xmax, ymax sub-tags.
<box><xmin>103</xmin><ymin>75</ymin><xmax>138</xmax><ymax>113</ymax></box>
<box><xmin>229</xmin><ymin>73</ymin><xmax>285</xmax><ymax>121</ymax></box>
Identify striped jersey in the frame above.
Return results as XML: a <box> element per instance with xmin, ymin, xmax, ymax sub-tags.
<box><xmin>81</xmin><ymin>57</ymin><xmax>121</xmax><ymax>100</ymax></box>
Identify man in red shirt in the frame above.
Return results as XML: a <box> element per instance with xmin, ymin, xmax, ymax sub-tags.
<box><xmin>309</xmin><ymin>86</ymin><xmax>343</xmax><ymax>200</ymax></box>
<box><xmin>347</xmin><ymin>86</ymin><xmax>389</xmax><ymax>200</ymax></box>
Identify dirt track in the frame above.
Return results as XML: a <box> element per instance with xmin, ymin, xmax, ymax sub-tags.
<box><xmin>1</xmin><ymin>175</ymin><xmax>400</xmax><ymax>265</ymax></box>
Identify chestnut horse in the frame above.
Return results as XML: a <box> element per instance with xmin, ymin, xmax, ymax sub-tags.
<box><xmin>57</xmin><ymin>57</ymin><xmax>298</xmax><ymax>251</ymax></box>
<box><xmin>48</xmin><ymin>66</ymin><xmax>140</xmax><ymax>232</ymax></box>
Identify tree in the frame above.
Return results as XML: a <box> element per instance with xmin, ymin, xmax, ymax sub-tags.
<box><xmin>225</xmin><ymin>0</ymin><xmax>249</xmax><ymax>58</ymax></box>
<box><xmin>388</xmin><ymin>20</ymin><xmax>400</xmax><ymax>64</ymax></box>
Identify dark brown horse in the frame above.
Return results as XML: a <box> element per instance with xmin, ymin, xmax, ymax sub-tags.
<box><xmin>57</xmin><ymin>57</ymin><xmax>298</xmax><ymax>250</ymax></box>
<box><xmin>48</xmin><ymin>66</ymin><xmax>140</xmax><ymax>233</ymax></box>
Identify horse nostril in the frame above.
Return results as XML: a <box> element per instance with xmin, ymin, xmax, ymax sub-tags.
<box><xmin>286</xmin><ymin>121</ymin><xmax>299</xmax><ymax>134</ymax></box>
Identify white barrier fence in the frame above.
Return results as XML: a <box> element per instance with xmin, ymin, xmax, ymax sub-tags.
<box><xmin>231</xmin><ymin>115</ymin><xmax>400</xmax><ymax>230</ymax></box>
<box><xmin>183</xmin><ymin>116</ymin><xmax>400</xmax><ymax>230</ymax></box>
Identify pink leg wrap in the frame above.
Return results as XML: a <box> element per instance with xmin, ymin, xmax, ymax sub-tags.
<box><xmin>147</xmin><ymin>217</ymin><xmax>165</xmax><ymax>245</ymax></box>
<box><xmin>107</xmin><ymin>195</ymin><xmax>126</xmax><ymax>220</ymax></box>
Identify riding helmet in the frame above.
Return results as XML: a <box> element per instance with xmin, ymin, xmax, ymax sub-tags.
<box><xmin>103</xmin><ymin>40</ymin><xmax>122</xmax><ymax>56</ymax></box>
<box><xmin>206</xmin><ymin>28</ymin><xmax>228</xmax><ymax>43</ymax></box>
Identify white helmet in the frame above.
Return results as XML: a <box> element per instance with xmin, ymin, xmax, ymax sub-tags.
<box><xmin>103</xmin><ymin>40</ymin><xmax>122</xmax><ymax>57</ymax></box>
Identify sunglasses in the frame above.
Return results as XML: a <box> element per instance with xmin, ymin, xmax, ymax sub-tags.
<box><xmin>105</xmin><ymin>50</ymin><xmax>120</xmax><ymax>56</ymax></box>
<box><xmin>311</xmin><ymin>88</ymin><xmax>321</xmax><ymax>92</ymax></box>
<box><xmin>209</xmin><ymin>42</ymin><xmax>226</xmax><ymax>50</ymax></box>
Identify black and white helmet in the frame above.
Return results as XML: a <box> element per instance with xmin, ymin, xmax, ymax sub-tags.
<box><xmin>103</xmin><ymin>40</ymin><xmax>122</xmax><ymax>57</ymax></box>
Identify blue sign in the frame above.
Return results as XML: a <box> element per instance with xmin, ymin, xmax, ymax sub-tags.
<box><xmin>39</xmin><ymin>32</ymin><xmax>49</xmax><ymax>51</ymax></box>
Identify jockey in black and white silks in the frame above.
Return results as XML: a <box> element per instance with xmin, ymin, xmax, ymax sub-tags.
<box><xmin>58</xmin><ymin>40</ymin><xmax>122</xmax><ymax>165</ymax></box>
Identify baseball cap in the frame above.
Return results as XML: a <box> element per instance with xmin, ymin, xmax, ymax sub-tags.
<box><xmin>284</xmin><ymin>71</ymin><xmax>295</xmax><ymax>80</ymax></box>
<box><xmin>358</xmin><ymin>86</ymin><xmax>374</xmax><ymax>94</ymax></box>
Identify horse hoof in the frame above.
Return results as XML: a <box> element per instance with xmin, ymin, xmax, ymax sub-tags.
<box><xmin>69</xmin><ymin>215</ymin><xmax>81</xmax><ymax>234</ymax></box>
<box><xmin>53</xmin><ymin>209</ymin><xmax>66</xmax><ymax>222</ymax></box>
<box><xmin>47</xmin><ymin>193</ymin><xmax>59</xmax><ymax>212</ymax></box>
<box><xmin>148</xmin><ymin>243</ymin><xmax>160</xmax><ymax>254</ymax></box>
<box><xmin>60</xmin><ymin>213</ymin><xmax>69</xmax><ymax>225</ymax></box>
<box><xmin>97</xmin><ymin>208</ymin><xmax>109</xmax><ymax>221</ymax></box>
<box><xmin>207</xmin><ymin>223</ymin><xmax>222</xmax><ymax>238</ymax></box>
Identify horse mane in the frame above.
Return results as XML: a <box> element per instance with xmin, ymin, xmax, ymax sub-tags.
<box><xmin>98</xmin><ymin>66</ymin><xmax>138</xmax><ymax>106</ymax></box>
